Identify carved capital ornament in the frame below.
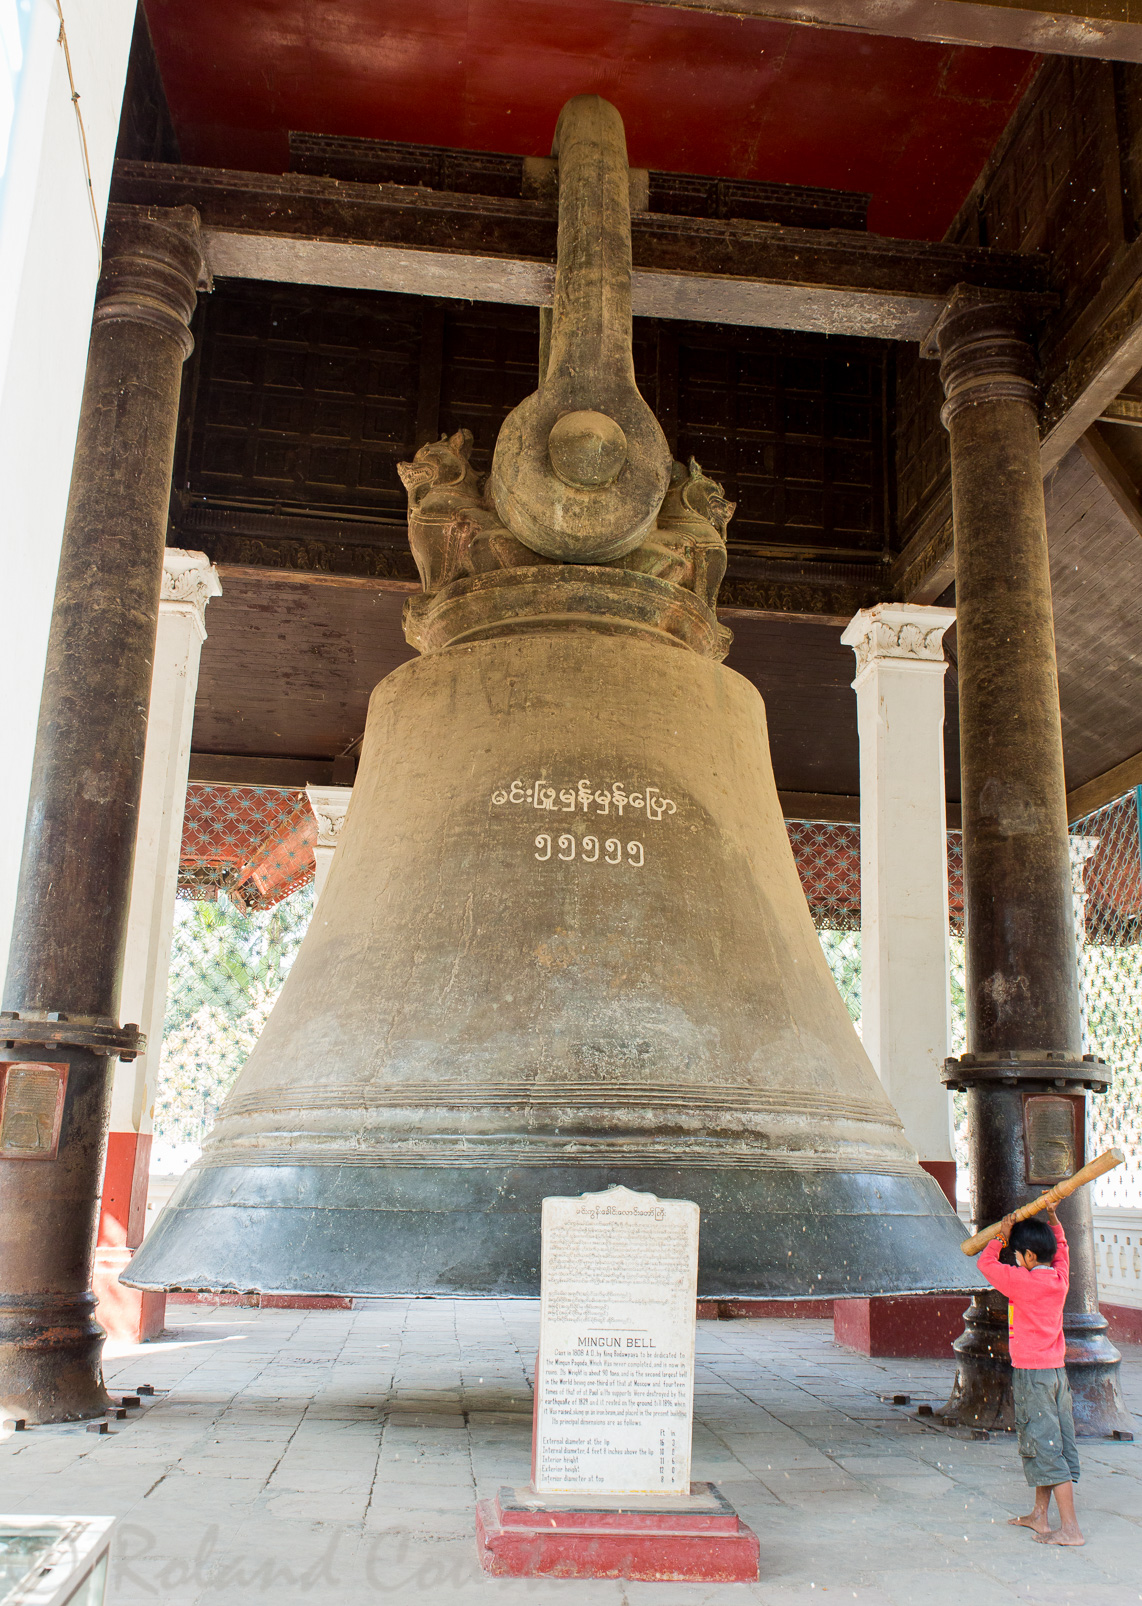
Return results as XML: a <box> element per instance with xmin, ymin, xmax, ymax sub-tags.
<box><xmin>842</xmin><ymin>602</ymin><xmax>956</xmax><ymax>679</ymax></box>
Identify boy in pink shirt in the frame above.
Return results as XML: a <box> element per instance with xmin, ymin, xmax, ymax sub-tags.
<box><xmin>979</xmin><ymin>1200</ymin><xmax>1083</xmax><ymax>1545</ymax></box>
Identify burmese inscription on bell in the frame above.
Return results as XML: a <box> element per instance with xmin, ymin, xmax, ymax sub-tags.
<box><xmin>534</xmin><ymin>1186</ymin><xmax>699</xmax><ymax>1496</ymax></box>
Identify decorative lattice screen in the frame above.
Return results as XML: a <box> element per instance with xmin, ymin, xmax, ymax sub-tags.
<box><xmin>1070</xmin><ymin>791</ymin><xmax>1142</xmax><ymax>1208</ymax></box>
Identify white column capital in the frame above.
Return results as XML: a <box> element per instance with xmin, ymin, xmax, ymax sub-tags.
<box><xmin>841</xmin><ymin>602</ymin><xmax>956</xmax><ymax>683</ymax></box>
<box><xmin>161</xmin><ymin>549</ymin><xmax>222</xmax><ymax>642</ymax></box>
<box><xmin>306</xmin><ymin>785</ymin><xmax>354</xmax><ymax>849</ymax></box>
<box><xmin>307</xmin><ymin>785</ymin><xmax>354</xmax><ymax>902</ymax></box>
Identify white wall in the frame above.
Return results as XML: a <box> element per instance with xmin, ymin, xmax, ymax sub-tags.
<box><xmin>0</xmin><ymin>0</ymin><xmax>137</xmax><ymax>985</ymax></box>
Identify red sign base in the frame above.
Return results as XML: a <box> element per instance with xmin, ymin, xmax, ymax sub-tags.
<box><xmin>475</xmin><ymin>1483</ymin><xmax>760</xmax><ymax>1581</ymax></box>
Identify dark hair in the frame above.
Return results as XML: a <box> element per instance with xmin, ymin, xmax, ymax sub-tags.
<box><xmin>1008</xmin><ymin>1218</ymin><xmax>1057</xmax><ymax>1263</ymax></box>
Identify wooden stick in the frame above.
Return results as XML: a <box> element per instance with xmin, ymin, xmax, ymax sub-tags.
<box><xmin>960</xmin><ymin>1148</ymin><xmax>1125</xmax><ymax>1255</ymax></box>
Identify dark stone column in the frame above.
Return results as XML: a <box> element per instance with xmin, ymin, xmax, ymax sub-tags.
<box><xmin>935</xmin><ymin>287</ymin><xmax>1129</xmax><ymax>1435</ymax></box>
<box><xmin>0</xmin><ymin>207</ymin><xmax>205</xmax><ymax>1422</ymax></box>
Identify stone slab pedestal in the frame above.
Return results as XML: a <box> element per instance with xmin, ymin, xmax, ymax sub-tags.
<box><xmin>476</xmin><ymin>1483</ymin><xmax>760</xmax><ymax>1581</ymax></box>
<box><xmin>834</xmin><ymin>1295</ymin><xmax>970</xmax><ymax>1358</ymax></box>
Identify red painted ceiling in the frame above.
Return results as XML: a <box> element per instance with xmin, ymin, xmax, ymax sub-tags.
<box><xmin>144</xmin><ymin>0</ymin><xmax>1037</xmax><ymax>241</ymax></box>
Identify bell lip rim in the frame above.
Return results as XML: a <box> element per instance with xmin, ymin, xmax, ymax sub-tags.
<box><xmin>119</xmin><ymin>1279</ymin><xmax>985</xmax><ymax>1298</ymax></box>
<box><xmin>124</xmin><ymin>1162</ymin><xmax>985</xmax><ymax>1300</ymax></box>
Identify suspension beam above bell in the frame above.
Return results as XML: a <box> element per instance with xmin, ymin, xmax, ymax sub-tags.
<box><xmin>127</xmin><ymin>97</ymin><xmax>982</xmax><ymax>1306</ymax></box>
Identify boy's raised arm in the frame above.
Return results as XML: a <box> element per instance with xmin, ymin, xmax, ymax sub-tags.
<box><xmin>1048</xmin><ymin>1207</ymin><xmax>1069</xmax><ymax>1280</ymax></box>
<box><xmin>978</xmin><ymin>1233</ymin><xmax>1022</xmax><ymax>1296</ymax></box>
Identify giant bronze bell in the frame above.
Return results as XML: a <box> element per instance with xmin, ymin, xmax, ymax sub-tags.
<box><xmin>128</xmin><ymin>98</ymin><xmax>981</xmax><ymax>1301</ymax></box>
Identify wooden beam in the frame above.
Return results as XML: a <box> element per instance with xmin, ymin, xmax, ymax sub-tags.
<box><xmin>612</xmin><ymin>0</ymin><xmax>1142</xmax><ymax>63</ymax></box>
<box><xmin>1098</xmin><ymin>396</ymin><xmax>1142</xmax><ymax>426</ymax></box>
<box><xmin>1077</xmin><ymin>424</ymin><xmax>1142</xmax><ymax>541</ymax></box>
<box><xmin>779</xmin><ymin>792</ymin><xmax>859</xmax><ymax>824</ymax></box>
<box><xmin>1067</xmin><ymin>751</ymin><xmax>1142</xmax><ymax>821</ymax></box>
<box><xmin>196</xmin><ymin>529</ymin><xmax>891</xmax><ymax>624</ymax></box>
<box><xmin>215</xmin><ymin>563</ymin><xmax>418</xmax><ymax>595</ymax></box>
<box><xmin>777</xmin><ymin>791</ymin><xmax>963</xmax><ymax>828</ymax></box>
<box><xmin>111</xmin><ymin>163</ymin><xmax>1049</xmax><ymax>344</ymax></box>
<box><xmin>187</xmin><ymin>754</ymin><xmax>336</xmax><ymax>787</ymax></box>
<box><xmin>718</xmin><ymin>564</ymin><xmax>886</xmax><ymax>622</ymax></box>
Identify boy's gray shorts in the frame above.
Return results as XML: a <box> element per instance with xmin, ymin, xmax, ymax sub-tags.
<box><xmin>1013</xmin><ymin>1367</ymin><xmax>1080</xmax><ymax>1488</ymax></box>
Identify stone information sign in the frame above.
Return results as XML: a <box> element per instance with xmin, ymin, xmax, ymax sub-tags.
<box><xmin>533</xmin><ymin>1186</ymin><xmax>699</xmax><ymax>1496</ymax></box>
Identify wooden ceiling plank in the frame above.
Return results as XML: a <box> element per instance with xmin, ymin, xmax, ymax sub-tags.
<box><xmin>1077</xmin><ymin>424</ymin><xmax>1142</xmax><ymax>542</ymax></box>
<box><xmin>611</xmin><ymin>0</ymin><xmax>1142</xmax><ymax>63</ymax></box>
<box><xmin>1067</xmin><ymin>750</ymin><xmax>1142</xmax><ymax>821</ymax></box>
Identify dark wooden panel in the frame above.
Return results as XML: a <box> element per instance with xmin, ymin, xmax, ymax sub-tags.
<box><xmin>177</xmin><ymin>280</ymin><xmax>892</xmax><ymax>568</ymax></box>
<box><xmin>674</xmin><ymin>327</ymin><xmax>889</xmax><ymax>558</ymax></box>
<box><xmin>192</xmin><ymin>571</ymin><xmax>416</xmax><ymax>760</ymax></box>
<box><xmin>947</xmin><ymin>57</ymin><xmax>1142</xmax><ymax>462</ymax></box>
<box><xmin>437</xmin><ymin>302</ymin><xmax>543</xmax><ymax>477</ymax></box>
<box><xmin>288</xmin><ymin>131</ymin><xmax>871</xmax><ymax>231</ymax></box>
<box><xmin>953</xmin><ymin>58</ymin><xmax>1123</xmax><ymax>331</ymax></box>
<box><xmin>893</xmin><ymin>59</ymin><xmax>1142</xmax><ymax>593</ymax></box>
<box><xmin>114</xmin><ymin>6</ymin><xmax>180</xmax><ymax>165</ymax></box>
<box><xmin>724</xmin><ymin>617</ymin><xmax>961</xmax><ymax>800</ymax></box>
<box><xmin>183</xmin><ymin>281</ymin><xmax>425</xmax><ymax>520</ymax></box>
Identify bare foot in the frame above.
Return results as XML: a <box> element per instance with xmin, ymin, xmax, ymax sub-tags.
<box><xmin>1033</xmin><ymin>1526</ymin><xmax>1085</xmax><ymax>1546</ymax></box>
<box><xmin>1009</xmin><ymin>1513</ymin><xmax>1051</xmax><ymax>1533</ymax></box>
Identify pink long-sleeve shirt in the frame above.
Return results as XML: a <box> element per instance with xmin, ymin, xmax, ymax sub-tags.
<box><xmin>979</xmin><ymin>1223</ymin><xmax>1069</xmax><ymax>1369</ymax></box>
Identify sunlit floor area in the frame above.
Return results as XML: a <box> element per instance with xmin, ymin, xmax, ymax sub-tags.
<box><xmin>1</xmin><ymin>1306</ymin><xmax>1140</xmax><ymax>1604</ymax></box>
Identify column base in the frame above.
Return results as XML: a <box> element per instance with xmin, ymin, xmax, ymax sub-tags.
<box><xmin>0</xmin><ymin>1293</ymin><xmax>109</xmax><ymax>1424</ymax></box>
<box><xmin>475</xmin><ymin>1484</ymin><xmax>760</xmax><ymax>1581</ymax></box>
<box><xmin>834</xmin><ymin>1295</ymin><xmax>970</xmax><ymax>1358</ymax></box>
<box><xmin>937</xmin><ymin>1295</ymin><xmax>1134</xmax><ymax>1436</ymax></box>
<box><xmin>93</xmin><ymin>1247</ymin><xmax>166</xmax><ymax>1344</ymax></box>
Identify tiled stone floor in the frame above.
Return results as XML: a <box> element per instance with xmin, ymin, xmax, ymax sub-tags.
<box><xmin>1</xmin><ymin>1304</ymin><xmax>1140</xmax><ymax>1604</ymax></box>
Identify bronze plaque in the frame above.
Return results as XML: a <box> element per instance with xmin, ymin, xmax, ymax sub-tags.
<box><xmin>1023</xmin><ymin>1094</ymin><xmax>1081</xmax><ymax>1185</ymax></box>
<box><xmin>0</xmin><ymin>1061</ymin><xmax>68</xmax><ymax>1160</ymax></box>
